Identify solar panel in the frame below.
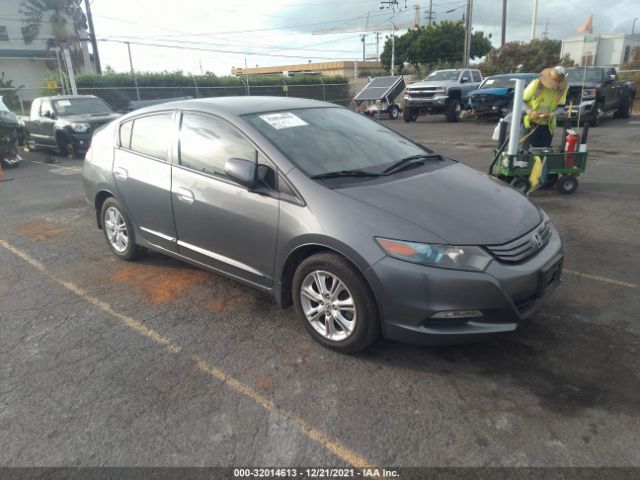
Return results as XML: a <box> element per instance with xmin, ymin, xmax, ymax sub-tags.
<box><xmin>355</xmin><ymin>76</ymin><xmax>406</xmax><ymax>102</ymax></box>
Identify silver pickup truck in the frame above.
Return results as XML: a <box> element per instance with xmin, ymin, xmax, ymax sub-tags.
<box><xmin>403</xmin><ymin>68</ymin><xmax>483</xmax><ymax>123</ymax></box>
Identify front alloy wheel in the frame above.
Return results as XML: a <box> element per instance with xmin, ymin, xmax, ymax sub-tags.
<box><xmin>300</xmin><ymin>270</ymin><xmax>356</xmax><ymax>342</ymax></box>
<box><xmin>292</xmin><ymin>253</ymin><xmax>379</xmax><ymax>353</ymax></box>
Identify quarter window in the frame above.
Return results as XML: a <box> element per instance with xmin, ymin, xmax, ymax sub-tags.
<box><xmin>119</xmin><ymin>120</ymin><xmax>133</xmax><ymax>149</ymax></box>
<box><xmin>179</xmin><ymin>113</ymin><xmax>256</xmax><ymax>177</ymax></box>
<box><xmin>130</xmin><ymin>113</ymin><xmax>173</xmax><ymax>161</ymax></box>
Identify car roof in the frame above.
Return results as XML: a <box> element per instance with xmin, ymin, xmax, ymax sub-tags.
<box><xmin>487</xmin><ymin>73</ymin><xmax>537</xmax><ymax>78</ymax></box>
<box><xmin>132</xmin><ymin>96</ymin><xmax>338</xmax><ymax>117</ymax></box>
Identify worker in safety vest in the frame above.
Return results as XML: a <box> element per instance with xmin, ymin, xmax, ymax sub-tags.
<box><xmin>523</xmin><ymin>66</ymin><xmax>569</xmax><ymax>148</ymax></box>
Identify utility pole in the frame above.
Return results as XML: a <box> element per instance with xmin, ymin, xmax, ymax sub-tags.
<box><xmin>632</xmin><ymin>18</ymin><xmax>638</xmax><ymax>35</ymax></box>
<box><xmin>530</xmin><ymin>0</ymin><xmax>538</xmax><ymax>41</ymax></box>
<box><xmin>462</xmin><ymin>0</ymin><xmax>473</xmax><ymax>67</ymax></box>
<box><xmin>375</xmin><ymin>32</ymin><xmax>380</xmax><ymax>60</ymax></box>
<box><xmin>361</xmin><ymin>34</ymin><xmax>366</xmax><ymax>61</ymax></box>
<box><xmin>126</xmin><ymin>42</ymin><xmax>141</xmax><ymax>101</ymax></box>
<box><xmin>428</xmin><ymin>0</ymin><xmax>433</xmax><ymax>26</ymax></box>
<box><xmin>84</xmin><ymin>0</ymin><xmax>101</xmax><ymax>74</ymax></box>
<box><xmin>391</xmin><ymin>27</ymin><xmax>396</xmax><ymax>74</ymax></box>
<box><xmin>543</xmin><ymin>18</ymin><xmax>549</xmax><ymax>39</ymax></box>
<box><xmin>501</xmin><ymin>0</ymin><xmax>507</xmax><ymax>47</ymax></box>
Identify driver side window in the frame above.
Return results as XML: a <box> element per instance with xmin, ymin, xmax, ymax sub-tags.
<box><xmin>179</xmin><ymin>112</ymin><xmax>257</xmax><ymax>178</ymax></box>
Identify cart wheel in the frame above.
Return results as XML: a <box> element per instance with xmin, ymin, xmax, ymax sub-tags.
<box><xmin>389</xmin><ymin>105</ymin><xmax>400</xmax><ymax>120</ymax></box>
<box><xmin>556</xmin><ymin>175</ymin><xmax>578</xmax><ymax>194</ymax></box>
<box><xmin>511</xmin><ymin>177</ymin><xmax>530</xmax><ymax>193</ymax></box>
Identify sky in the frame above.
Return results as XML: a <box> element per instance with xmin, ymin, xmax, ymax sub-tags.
<box><xmin>89</xmin><ymin>0</ymin><xmax>639</xmax><ymax>76</ymax></box>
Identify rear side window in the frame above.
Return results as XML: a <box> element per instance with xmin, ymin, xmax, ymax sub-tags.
<box><xmin>472</xmin><ymin>71</ymin><xmax>482</xmax><ymax>82</ymax></box>
<box><xmin>119</xmin><ymin>120</ymin><xmax>133</xmax><ymax>149</ymax></box>
<box><xmin>130</xmin><ymin>113</ymin><xmax>173</xmax><ymax>161</ymax></box>
<box><xmin>179</xmin><ymin>113</ymin><xmax>256</xmax><ymax>177</ymax></box>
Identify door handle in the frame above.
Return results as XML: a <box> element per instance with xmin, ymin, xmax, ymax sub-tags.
<box><xmin>114</xmin><ymin>166</ymin><xmax>128</xmax><ymax>180</ymax></box>
<box><xmin>175</xmin><ymin>187</ymin><xmax>195</xmax><ymax>204</ymax></box>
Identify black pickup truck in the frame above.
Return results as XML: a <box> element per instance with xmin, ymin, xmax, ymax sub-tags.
<box><xmin>560</xmin><ymin>66</ymin><xmax>636</xmax><ymax>126</ymax></box>
<box><xmin>23</xmin><ymin>95</ymin><xmax>120</xmax><ymax>157</ymax></box>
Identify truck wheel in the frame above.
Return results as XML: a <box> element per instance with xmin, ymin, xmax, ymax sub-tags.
<box><xmin>403</xmin><ymin>107</ymin><xmax>414</xmax><ymax>123</ymax></box>
<box><xmin>614</xmin><ymin>97</ymin><xmax>633</xmax><ymax>119</ymax></box>
<box><xmin>511</xmin><ymin>177</ymin><xmax>530</xmax><ymax>194</ymax></box>
<box><xmin>56</xmin><ymin>134</ymin><xmax>71</xmax><ymax>157</ymax></box>
<box><xmin>445</xmin><ymin>99</ymin><xmax>461</xmax><ymax>123</ymax></box>
<box><xmin>557</xmin><ymin>175</ymin><xmax>578</xmax><ymax>194</ymax></box>
<box><xmin>589</xmin><ymin>102</ymin><xmax>603</xmax><ymax>127</ymax></box>
<box><xmin>389</xmin><ymin>105</ymin><xmax>400</xmax><ymax>120</ymax></box>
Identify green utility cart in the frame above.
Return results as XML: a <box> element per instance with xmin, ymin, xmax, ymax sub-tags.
<box><xmin>491</xmin><ymin>149</ymin><xmax>588</xmax><ymax>194</ymax></box>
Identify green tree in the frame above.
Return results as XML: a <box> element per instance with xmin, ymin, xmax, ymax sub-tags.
<box><xmin>480</xmin><ymin>39</ymin><xmax>573</xmax><ymax>76</ymax></box>
<box><xmin>380</xmin><ymin>21</ymin><xmax>493</xmax><ymax>72</ymax></box>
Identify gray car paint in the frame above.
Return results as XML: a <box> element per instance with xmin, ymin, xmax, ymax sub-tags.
<box><xmin>82</xmin><ymin>96</ymin><xmax>563</xmax><ymax>344</ymax></box>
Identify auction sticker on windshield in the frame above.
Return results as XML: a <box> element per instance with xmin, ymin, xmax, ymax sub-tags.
<box><xmin>259</xmin><ymin>112</ymin><xmax>308</xmax><ymax>130</ymax></box>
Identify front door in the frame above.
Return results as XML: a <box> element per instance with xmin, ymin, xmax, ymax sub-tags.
<box><xmin>112</xmin><ymin>111</ymin><xmax>178</xmax><ymax>252</ymax></box>
<box><xmin>171</xmin><ymin>111</ymin><xmax>279</xmax><ymax>288</ymax></box>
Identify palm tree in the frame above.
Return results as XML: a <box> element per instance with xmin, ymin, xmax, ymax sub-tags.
<box><xmin>19</xmin><ymin>0</ymin><xmax>87</xmax><ymax>45</ymax></box>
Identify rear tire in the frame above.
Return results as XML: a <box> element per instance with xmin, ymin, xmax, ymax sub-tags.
<box><xmin>614</xmin><ymin>97</ymin><xmax>633</xmax><ymax>119</ymax></box>
<box><xmin>100</xmin><ymin>197</ymin><xmax>142</xmax><ymax>261</ymax></box>
<box><xmin>557</xmin><ymin>175</ymin><xmax>578</xmax><ymax>195</ymax></box>
<box><xmin>445</xmin><ymin>99</ymin><xmax>461</xmax><ymax>123</ymax></box>
<box><xmin>292</xmin><ymin>253</ymin><xmax>380</xmax><ymax>353</ymax></box>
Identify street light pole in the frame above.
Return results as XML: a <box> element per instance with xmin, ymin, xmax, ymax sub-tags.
<box><xmin>126</xmin><ymin>42</ymin><xmax>141</xmax><ymax>101</ymax></box>
<box><xmin>633</xmin><ymin>18</ymin><xmax>638</xmax><ymax>35</ymax></box>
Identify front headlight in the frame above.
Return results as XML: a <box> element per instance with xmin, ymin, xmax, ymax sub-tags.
<box><xmin>433</xmin><ymin>89</ymin><xmax>446</xmax><ymax>95</ymax></box>
<box><xmin>376</xmin><ymin>238</ymin><xmax>492</xmax><ymax>272</ymax></box>
<box><xmin>581</xmin><ymin>88</ymin><xmax>597</xmax><ymax>98</ymax></box>
<box><xmin>70</xmin><ymin>122</ymin><xmax>91</xmax><ymax>133</ymax></box>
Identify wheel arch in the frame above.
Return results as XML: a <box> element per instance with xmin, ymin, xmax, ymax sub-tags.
<box><xmin>277</xmin><ymin>239</ymin><xmax>379</xmax><ymax>311</ymax></box>
<box><xmin>94</xmin><ymin>189</ymin><xmax>116</xmax><ymax>229</ymax></box>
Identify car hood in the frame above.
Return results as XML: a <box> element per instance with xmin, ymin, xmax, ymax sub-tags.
<box><xmin>58</xmin><ymin>112</ymin><xmax>121</xmax><ymax>125</ymax></box>
<box><xmin>407</xmin><ymin>80</ymin><xmax>452</xmax><ymax>89</ymax></box>
<box><xmin>469</xmin><ymin>87</ymin><xmax>511</xmax><ymax>97</ymax></box>
<box><xmin>337</xmin><ymin>162</ymin><xmax>542</xmax><ymax>245</ymax></box>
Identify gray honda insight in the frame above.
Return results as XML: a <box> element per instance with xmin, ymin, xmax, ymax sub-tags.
<box><xmin>82</xmin><ymin>97</ymin><xmax>563</xmax><ymax>352</ymax></box>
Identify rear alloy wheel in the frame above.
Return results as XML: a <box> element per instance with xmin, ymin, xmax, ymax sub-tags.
<box><xmin>100</xmin><ymin>198</ymin><xmax>142</xmax><ymax>260</ymax></box>
<box><xmin>445</xmin><ymin>99</ymin><xmax>461</xmax><ymax>123</ymax></box>
<box><xmin>389</xmin><ymin>104</ymin><xmax>400</xmax><ymax>120</ymax></box>
<box><xmin>293</xmin><ymin>253</ymin><xmax>379</xmax><ymax>353</ymax></box>
<box><xmin>511</xmin><ymin>176</ymin><xmax>530</xmax><ymax>194</ymax></box>
<box><xmin>556</xmin><ymin>175</ymin><xmax>578</xmax><ymax>195</ymax></box>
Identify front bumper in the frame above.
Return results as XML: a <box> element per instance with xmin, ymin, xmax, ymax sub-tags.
<box><xmin>366</xmin><ymin>224</ymin><xmax>563</xmax><ymax>345</ymax></box>
<box><xmin>557</xmin><ymin>99</ymin><xmax>595</xmax><ymax>121</ymax></box>
<box><xmin>404</xmin><ymin>94</ymin><xmax>449</xmax><ymax>108</ymax></box>
<box><xmin>68</xmin><ymin>132</ymin><xmax>93</xmax><ymax>155</ymax></box>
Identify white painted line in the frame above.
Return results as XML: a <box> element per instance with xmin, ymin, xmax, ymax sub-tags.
<box><xmin>564</xmin><ymin>269</ymin><xmax>638</xmax><ymax>289</ymax></box>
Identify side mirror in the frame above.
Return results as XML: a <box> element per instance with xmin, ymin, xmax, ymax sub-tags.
<box><xmin>609</xmin><ymin>74</ymin><xmax>617</xmax><ymax>81</ymax></box>
<box><xmin>461</xmin><ymin>77</ymin><xmax>469</xmax><ymax>84</ymax></box>
<box><xmin>43</xmin><ymin>110</ymin><xmax>53</xmax><ymax>118</ymax></box>
<box><xmin>225</xmin><ymin>157</ymin><xmax>257</xmax><ymax>189</ymax></box>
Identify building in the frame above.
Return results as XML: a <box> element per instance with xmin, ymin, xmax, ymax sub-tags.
<box><xmin>561</xmin><ymin>33</ymin><xmax>640</xmax><ymax>66</ymax></box>
<box><xmin>0</xmin><ymin>0</ymin><xmax>94</xmax><ymax>103</ymax></box>
<box><xmin>231</xmin><ymin>60</ymin><xmax>384</xmax><ymax>80</ymax></box>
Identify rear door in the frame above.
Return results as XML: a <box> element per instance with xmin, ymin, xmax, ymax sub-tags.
<box><xmin>171</xmin><ymin>111</ymin><xmax>279</xmax><ymax>288</ymax></box>
<box><xmin>112</xmin><ymin>111</ymin><xmax>178</xmax><ymax>252</ymax></box>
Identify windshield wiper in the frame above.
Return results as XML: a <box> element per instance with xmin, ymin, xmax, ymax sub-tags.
<box><xmin>382</xmin><ymin>153</ymin><xmax>442</xmax><ymax>175</ymax></box>
<box><xmin>311</xmin><ymin>169</ymin><xmax>382</xmax><ymax>180</ymax></box>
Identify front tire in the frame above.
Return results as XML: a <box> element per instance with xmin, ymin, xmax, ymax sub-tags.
<box><xmin>403</xmin><ymin>106</ymin><xmax>414</xmax><ymax>123</ymax></box>
<box><xmin>100</xmin><ymin>197</ymin><xmax>142</xmax><ymax>261</ymax></box>
<box><xmin>292</xmin><ymin>253</ymin><xmax>380</xmax><ymax>353</ymax></box>
<box><xmin>389</xmin><ymin>104</ymin><xmax>400</xmax><ymax>120</ymax></box>
<box><xmin>445</xmin><ymin>99</ymin><xmax>461</xmax><ymax>123</ymax></box>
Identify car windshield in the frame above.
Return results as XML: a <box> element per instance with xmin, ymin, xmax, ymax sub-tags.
<box><xmin>566</xmin><ymin>68</ymin><xmax>603</xmax><ymax>84</ymax></box>
<box><xmin>479</xmin><ymin>76</ymin><xmax>531</xmax><ymax>89</ymax></box>
<box><xmin>425</xmin><ymin>70</ymin><xmax>460</xmax><ymax>81</ymax></box>
<box><xmin>53</xmin><ymin>98</ymin><xmax>113</xmax><ymax>116</ymax></box>
<box><xmin>244</xmin><ymin>107</ymin><xmax>427</xmax><ymax>178</ymax></box>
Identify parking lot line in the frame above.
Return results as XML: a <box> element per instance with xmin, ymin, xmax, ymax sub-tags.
<box><xmin>0</xmin><ymin>239</ymin><xmax>371</xmax><ymax>468</ymax></box>
<box><xmin>564</xmin><ymin>269</ymin><xmax>638</xmax><ymax>289</ymax></box>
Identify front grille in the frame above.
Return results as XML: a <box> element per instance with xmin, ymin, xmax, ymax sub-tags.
<box><xmin>566</xmin><ymin>86</ymin><xmax>584</xmax><ymax>103</ymax></box>
<box><xmin>471</xmin><ymin>95</ymin><xmax>498</xmax><ymax>108</ymax></box>
<box><xmin>484</xmin><ymin>221</ymin><xmax>551</xmax><ymax>263</ymax></box>
<box><xmin>408</xmin><ymin>90</ymin><xmax>436</xmax><ymax>98</ymax></box>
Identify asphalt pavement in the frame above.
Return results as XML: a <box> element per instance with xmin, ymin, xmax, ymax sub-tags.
<box><xmin>0</xmin><ymin>113</ymin><xmax>638</xmax><ymax>468</ymax></box>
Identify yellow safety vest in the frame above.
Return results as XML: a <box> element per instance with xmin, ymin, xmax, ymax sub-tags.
<box><xmin>523</xmin><ymin>79</ymin><xmax>568</xmax><ymax>132</ymax></box>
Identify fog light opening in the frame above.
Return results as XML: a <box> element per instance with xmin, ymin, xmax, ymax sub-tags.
<box><xmin>430</xmin><ymin>310</ymin><xmax>483</xmax><ymax>319</ymax></box>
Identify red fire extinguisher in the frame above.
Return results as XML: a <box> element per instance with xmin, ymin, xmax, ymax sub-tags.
<box><xmin>565</xmin><ymin>130</ymin><xmax>579</xmax><ymax>168</ymax></box>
